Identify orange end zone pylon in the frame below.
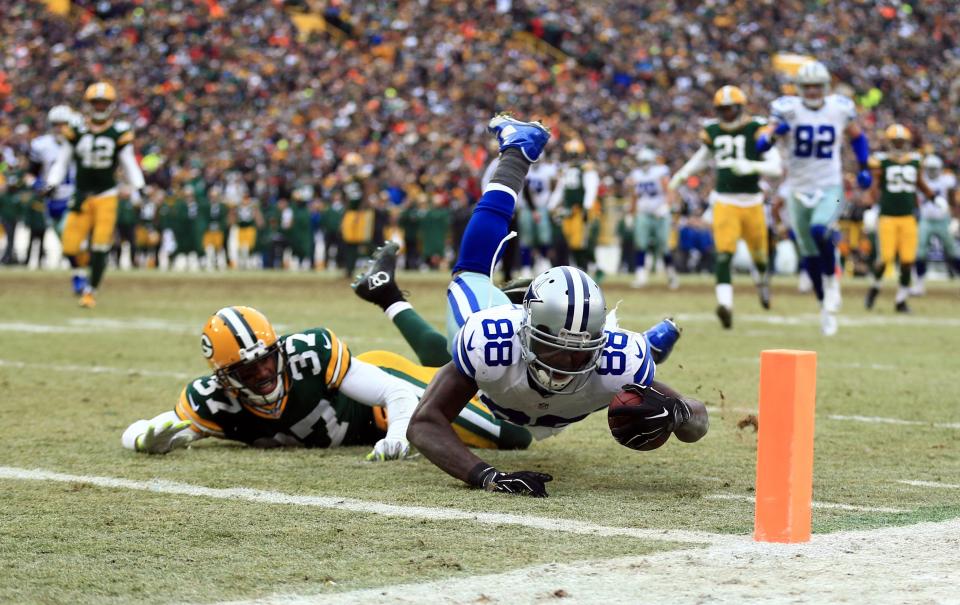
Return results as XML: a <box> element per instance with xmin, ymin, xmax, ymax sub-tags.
<box><xmin>754</xmin><ymin>349</ymin><xmax>817</xmax><ymax>543</ymax></box>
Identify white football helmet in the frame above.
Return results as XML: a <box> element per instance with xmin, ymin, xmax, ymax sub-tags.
<box><xmin>47</xmin><ymin>105</ymin><xmax>74</xmax><ymax>129</ymax></box>
<box><xmin>796</xmin><ymin>61</ymin><xmax>830</xmax><ymax>109</ymax></box>
<box><xmin>636</xmin><ymin>147</ymin><xmax>658</xmax><ymax>166</ymax></box>
<box><xmin>520</xmin><ymin>266</ymin><xmax>606</xmax><ymax>394</ymax></box>
<box><xmin>923</xmin><ymin>154</ymin><xmax>943</xmax><ymax>179</ymax></box>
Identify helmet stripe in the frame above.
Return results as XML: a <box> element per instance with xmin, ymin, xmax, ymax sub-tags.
<box><xmin>560</xmin><ymin>266</ymin><xmax>577</xmax><ymax>331</ymax></box>
<box><xmin>576</xmin><ymin>269</ymin><xmax>591</xmax><ymax>332</ymax></box>
<box><xmin>217</xmin><ymin>308</ymin><xmax>256</xmax><ymax>349</ymax></box>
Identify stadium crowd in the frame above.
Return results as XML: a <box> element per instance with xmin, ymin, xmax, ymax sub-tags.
<box><xmin>1</xmin><ymin>0</ymin><xmax>958</xmax><ymax>277</ymax></box>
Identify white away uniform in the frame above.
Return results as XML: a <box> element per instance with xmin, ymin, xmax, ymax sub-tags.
<box><xmin>450</xmin><ymin>305</ymin><xmax>655</xmax><ymax>440</ymax></box>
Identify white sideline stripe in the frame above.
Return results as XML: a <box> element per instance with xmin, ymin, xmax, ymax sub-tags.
<box><xmin>674</xmin><ymin>312</ymin><xmax>960</xmax><ymax>328</ymax></box>
<box><xmin>214</xmin><ymin>517</ymin><xmax>960</xmax><ymax>605</ymax></box>
<box><xmin>898</xmin><ymin>480</ymin><xmax>960</xmax><ymax>489</ymax></box>
<box><xmin>703</xmin><ymin>406</ymin><xmax>960</xmax><ymax>432</ymax></box>
<box><xmin>828</xmin><ymin>414</ymin><xmax>960</xmax><ymax>430</ymax></box>
<box><xmin>0</xmin><ymin>358</ymin><xmax>191</xmax><ymax>380</ymax></box>
<box><xmin>704</xmin><ymin>493</ymin><xmax>911</xmax><ymax>514</ymax></box>
<box><xmin>0</xmin><ymin>466</ymin><xmax>737</xmax><ymax>545</ymax></box>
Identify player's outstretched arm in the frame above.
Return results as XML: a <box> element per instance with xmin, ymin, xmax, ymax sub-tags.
<box><xmin>121</xmin><ymin>410</ymin><xmax>201</xmax><ymax>454</ymax></box>
<box><xmin>338</xmin><ymin>358</ymin><xmax>417</xmax><ymax>461</ymax></box>
<box><xmin>407</xmin><ymin>363</ymin><xmax>553</xmax><ymax>496</ymax></box>
<box><xmin>668</xmin><ymin>145</ymin><xmax>712</xmax><ymax>190</ymax></box>
<box><xmin>408</xmin><ymin>363</ymin><xmax>487</xmax><ymax>480</ymax></box>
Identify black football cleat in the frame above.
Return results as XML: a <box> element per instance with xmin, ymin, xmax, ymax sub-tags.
<box><xmin>895</xmin><ymin>300</ymin><xmax>910</xmax><ymax>314</ymax></box>
<box><xmin>758</xmin><ymin>282</ymin><xmax>771</xmax><ymax>310</ymax></box>
<box><xmin>715</xmin><ymin>305</ymin><xmax>733</xmax><ymax>330</ymax></box>
<box><xmin>864</xmin><ymin>286</ymin><xmax>879</xmax><ymax>310</ymax></box>
<box><xmin>352</xmin><ymin>242</ymin><xmax>404</xmax><ymax>309</ymax></box>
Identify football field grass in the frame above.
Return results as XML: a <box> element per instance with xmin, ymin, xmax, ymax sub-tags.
<box><xmin>0</xmin><ymin>269</ymin><xmax>958</xmax><ymax>604</ymax></box>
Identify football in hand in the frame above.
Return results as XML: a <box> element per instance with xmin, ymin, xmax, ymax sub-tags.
<box><xmin>607</xmin><ymin>387</ymin><xmax>672</xmax><ymax>451</ymax></box>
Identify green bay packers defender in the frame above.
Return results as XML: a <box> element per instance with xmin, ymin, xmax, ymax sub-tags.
<box><xmin>669</xmin><ymin>86</ymin><xmax>783</xmax><ymax>329</ymax></box>
<box><xmin>122</xmin><ymin>306</ymin><xmax>530</xmax><ymax>457</ymax></box>
<box><xmin>864</xmin><ymin>125</ymin><xmax>938</xmax><ymax>312</ymax></box>
<box><xmin>45</xmin><ymin>82</ymin><xmax>146</xmax><ymax>308</ymax></box>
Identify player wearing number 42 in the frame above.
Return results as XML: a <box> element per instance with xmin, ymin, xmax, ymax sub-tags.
<box><xmin>44</xmin><ymin>81</ymin><xmax>146</xmax><ymax>309</ymax></box>
<box><xmin>122</xmin><ymin>306</ymin><xmax>532</xmax><ymax>459</ymax></box>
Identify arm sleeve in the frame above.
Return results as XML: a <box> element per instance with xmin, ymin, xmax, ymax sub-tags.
<box><xmin>582</xmin><ymin>168</ymin><xmax>600</xmax><ymax>211</ymax></box>
<box><xmin>44</xmin><ymin>141</ymin><xmax>73</xmax><ymax>189</ymax></box>
<box><xmin>754</xmin><ymin>146</ymin><xmax>783</xmax><ymax>179</ymax></box>
<box><xmin>337</xmin><ymin>358</ymin><xmax>418</xmax><ymax>442</ymax></box>
<box><xmin>119</xmin><ymin>144</ymin><xmax>146</xmax><ymax>190</ymax></box>
<box><xmin>674</xmin><ymin>145</ymin><xmax>712</xmax><ymax>180</ymax></box>
<box><xmin>121</xmin><ymin>410</ymin><xmax>204</xmax><ymax>451</ymax></box>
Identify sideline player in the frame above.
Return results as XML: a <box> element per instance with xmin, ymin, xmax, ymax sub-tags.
<box><xmin>122</xmin><ymin>306</ymin><xmax>531</xmax><ymax>457</ymax></box>
<box><xmin>28</xmin><ymin>106</ymin><xmax>76</xmax><ymax>242</ymax></box>
<box><xmin>670</xmin><ymin>86</ymin><xmax>782</xmax><ymax>328</ymax></box>
<box><xmin>628</xmin><ymin>147</ymin><xmax>677</xmax><ymax>289</ymax></box>
<box><xmin>45</xmin><ymin>82</ymin><xmax>146</xmax><ymax>307</ymax></box>
<box><xmin>913</xmin><ymin>154</ymin><xmax>959</xmax><ymax>294</ymax></box>
<box><xmin>355</xmin><ymin>115</ymin><xmax>707</xmax><ymax>497</ymax></box>
<box><xmin>756</xmin><ymin>61</ymin><xmax>872</xmax><ymax>335</ymax></box>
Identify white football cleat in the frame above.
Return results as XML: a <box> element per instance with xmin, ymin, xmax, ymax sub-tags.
<box><xmin>823</xmin><ymin>275</ymin><xmax>842</xmax><ymax>312</ymax></box>
<box><xmin>820</xmin><ymin>307</ymin><xmax>838</xmax><ymax>336</ymax></box>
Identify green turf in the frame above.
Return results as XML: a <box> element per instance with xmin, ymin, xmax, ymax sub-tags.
<box><xmin>1</xmin><ymin>269</ymin><xmax>958</xmax><ymax>602</ymax></box>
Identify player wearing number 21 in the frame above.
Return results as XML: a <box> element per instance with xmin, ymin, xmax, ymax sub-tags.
<box><xmin>669</xmin><ymin>85</ymin><xmax>783</xmax><ymax>330</ymax></box>
<box><xmin>756</xmin><ymin>61</ymin><xmax>873</xmax><ymax>336</ymax></box>
<box><xmin>45</xmin><ymin>82</ymin><xmax>146</xmax><ymax>308</ymax></box>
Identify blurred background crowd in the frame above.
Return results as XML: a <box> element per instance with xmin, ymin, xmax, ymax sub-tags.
<box><xmin>1</xmin><ymin>0</ymin><xmax>958</xmax><ymax>278</ymax></box>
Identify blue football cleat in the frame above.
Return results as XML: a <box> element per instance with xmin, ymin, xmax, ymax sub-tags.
<box><xmin>71</xmin><ymin>274</ymin><xmax>88</xmax><ymax>297</ymax></box>
<box><xmin>487</xmin><ymin>114</ymin><xmax>551</xmax><ymax>162</ymax></box>
<box><xmin>644</xmin><ymin>318</ymin><xmax>681</xmax><ymax>364</ymax></box>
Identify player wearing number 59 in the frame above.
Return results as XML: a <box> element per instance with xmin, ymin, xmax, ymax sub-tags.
<box><xmin>122</xmin><ymin>306</ymin><xmax>531</xmax><ymax>460</ymax></box>
<box><xmin>669</xmin><ymin>85</ymin><xmax>783</xmax><ymax>330</ymax></box>
<box><xmin>755</xmin><ymin>60</ymin><xmax>872</xmax><ymax>336</ymax></box>
<box><xmin>45</xmin><ymin>81</ymin><xmax>146</xmax><ymax>308</ymax></box>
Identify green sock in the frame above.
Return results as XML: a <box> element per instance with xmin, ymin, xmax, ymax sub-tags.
<box><xmin>90</xmin><ymin>251</ymin><xmax>108</xmax><ymax>289</ymax></box>
<box><xmin>392</xmin><ymin>307</ymin><xmax>452</xmax><ymax>367</ymax></box>
<box><xmin>716</xmin><ymin>253</ymin><xmax>732</xmax><ymax>284</ymax></box>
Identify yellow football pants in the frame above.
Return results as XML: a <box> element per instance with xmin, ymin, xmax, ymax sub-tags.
<box><xmin>62</xmin><ymin>193</ymin><xmax>118</xmax><ymax>254</ymax></box>
<box><xmin>878</xmin><ymin>215</ymin><xmax>918</xmax><ymax>265</ymax></box>
<box><xmin>203</xmin><ymin>231</ymin><xmax>225</xmax><ymax>251</ymax></box>
<box><xmin>236</xmin><ymin>226</ymin><xmax>257</xmax><ymax>251</ymax></box>
<box><xmin>356</xmin><ymin>350</ymin><xmax>531</xmax><ymax>450</ymax></box>
<box><xmin>712</xmin><ymin>201</ymin><xmax>767</xmax><ymax>259</ymax></box>
<box><xmin>341</xmin><ymin>209</ymin><xmax>373</xmax><ymax>244</ymax></box>
<box><xmin>561</xmin><ymin>209</ymin><xmax>588</xmax><ymax>250</ymax></box>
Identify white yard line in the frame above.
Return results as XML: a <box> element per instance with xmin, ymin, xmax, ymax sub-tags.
<box><xmin>675</xmin><ymin>312</ymin><xmax>960</xmax><ymax>328</ymax></box>
<box><xmin>212</xmin><ymin>517</ymin><xmax>960</xmax><ymax>605</ymax></box>
<box><xmin>828</xmin><ymin>414</ymin><xmax>960</xmax><ymax>430</ymax></box>
<box><xmin>703</xmin><ymin>493</ymin><xmax>911</xmax><ymax>514</ymax></box>
<box><xmin>0</xmin><ymin>358</ymin><xmax>191</xmax><ymax>380</ymax></box>
<box><xmin>0</xmin><ymin>466</ymin><xmax>736</xmax><ymax>546</ymax></box>
<box><xmin>898</xmin><ymin>479</ymin><xmax>960</xmax><ymax>489</ymax></box>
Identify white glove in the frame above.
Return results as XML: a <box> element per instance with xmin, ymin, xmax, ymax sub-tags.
<box><xmin>365</xmin><ymin>437</ymin><xmax>412</xmax><ymax>461</ymax></box>
<box><xmin>934</xmin><ymin>195</ymin><xmax>949</xmax><ymax>212</ymax></box>
<box><xmin>668</xmin><ymin>173</ymin><xmax>686</xmax><ymax>191</ymax></box>
<box><xmin>136</xmin><ymin>419</ymin><xmax>194</xmax><ymax>454</ymax></box>
<box><xmin>730</xmin><ymin>159</ymin><xmax>758</xmax><ymax>176</ymax></box>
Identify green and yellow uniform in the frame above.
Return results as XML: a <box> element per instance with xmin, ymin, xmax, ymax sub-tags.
<box><xmin>869</xmin><ymin>151</ymin><xmax>921</xmax><ymax>265</ymax></box>
<box><xmin>701</xmin><ymin>117</ymin><xmax>768</xmax><ymax>257</ymax></box>
<box><xmin>202</xmin><ymin>200</ymin><xmax>228</xmax><ymax>252</ymax></box>
<box><xmin>235</xmin><ymin>200</ymin><xmax>259</xmax><ymax>252</ymax></box>
<box><xmin>175</xmin><ymin>329</ymin><xmax>529</xmax><ymax>450</ymax></box>
<box><xmin>340</xmin><ymin>176</ymin><xmax>372</xmax><ymax>245</ymax></box>
<box><xmin>61</xmin><ymin>120</ymin><xmax>133</xmax><ymax>255</ymax></box>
